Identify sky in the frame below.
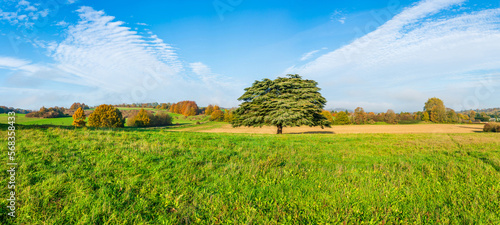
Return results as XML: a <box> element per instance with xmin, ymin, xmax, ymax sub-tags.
<box><xmin>0</xmin><ymin>0</ymin><xmax>499</xmax><ymax>112</ymax></box>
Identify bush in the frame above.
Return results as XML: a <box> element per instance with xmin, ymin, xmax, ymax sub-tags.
<box><xmin>483</xmin><ymin>122</ymin><xmax>500</xmax><ymax>132</ymax></box>
<box><xmin>88</xmin><ymin>104</ymin><xmax>124</xmax><ymax>128</ymax></box>
<box><xmin>127</xmin><ymin>111</ymin><xmax>173</xmax><ymax>127</ymax></box>
<box><xmin>150</xmin><ymin>111</ymin><xmax>173</xmax><ymax>126</ymax></box>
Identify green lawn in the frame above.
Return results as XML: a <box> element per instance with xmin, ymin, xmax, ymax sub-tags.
<box><xmin>0</xmin><ymin>126</ymin><xmax>499</xmax><ymax>224</ymax></box>
<box><xmin>0</xmin><ymin>112</ymin><xmax>210</xmax><ymax>127</ymax></box>
<box><xmin>0</xmin><ymin>114</ymin><xmax>74</xmax><ymax>126</ymax></box>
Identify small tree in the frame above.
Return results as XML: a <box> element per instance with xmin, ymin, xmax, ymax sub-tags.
<box><xmin>210</xmin><ymin>109</ymin><xmax>224</xmax><ymax>121</ymax></box>
<box><xmin>88</xmin><ymin>104</ymin><xmax>124</xmax><ymax>128</ymax></box>
<box><xmin>384</xmin><ymin>109</ymin><xmax>398</xmax><ymax>124</ymax></box>
<box><xmin>72</xmin><ymin>107</ymin><xmax>86</xmax><ymax>127</ymax></box>
<box><xmin>334</xmin><ymin>111</ymin><xmax>351</xmax><ymax>125</ymax></box>
<box><xmin>223</xmin><ymin>109</ymin><xmax>235</xmax><ymax>123</ymax></box>
<box><xmin>205</xmin><ymin>105</ymin><xmax>214</xmax><ymax>115</ymax></box>
<box><xmin>134</xmin><ymin>109</ymin><xmax>151</xmax><ymax>127</ymax></box>
<box><xmin>149</xmin><ymin>111</ymin><xmax>173</xmax><ymax>126</ymax></box>
<box><xmin>446</xmin><ymin>109</ymin><xmax>458</xmax><ymax>123</ymax></box>
<box><xmin>469</xmin><ymin>110</ymin><xmax>476</xmax><ymax>122</ymax></box>
<box><xmin>321</xmin><ymin>110</ymin><xmax>334</xmax><ymax>123</ymax></box>
<box><xmin>354</xmin><ymin>107</ymin><xmax>367</xmax><ymax>124</ymax></box>
<box><xmin>422</xmin><ymin>111</ymin><xmax>430</xmax><ymax>122</ymax></box>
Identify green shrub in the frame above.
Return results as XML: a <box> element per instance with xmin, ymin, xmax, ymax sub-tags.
<box><xmin>127</xmin><ymin>111</ymin><xmax>173</xmax><ymax>127</ymax></box>
<box><xmin>150</xmin><ymin>111</ymin><xmax>173</xmax><ymax>126</ymax></box>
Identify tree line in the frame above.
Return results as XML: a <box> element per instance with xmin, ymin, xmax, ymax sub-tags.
<box><xmin>323</xmin><ymin>97</ymin><xmax>494</xmax><ymax>125</ymax></box>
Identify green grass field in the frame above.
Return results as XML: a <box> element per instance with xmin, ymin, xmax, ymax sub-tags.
<box><xmin>0</xmin><ymin>114</ymin><xmax>74</xmax><ymax>126</ymax></box>
<box><xmin>0</xmin><ymin>125</ymin><xmax>499</xmax><ymax>224</ymax></box>
<box><xmin>0</xmin><ymin>112</ymin><xmax>210</xmax><ymax>127</ymax></box>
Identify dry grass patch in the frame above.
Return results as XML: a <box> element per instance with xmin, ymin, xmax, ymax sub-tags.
<box><xmin>190</xmin><ymin>124</ymin><xmax>485</xmax><ymax>134</ymax></box>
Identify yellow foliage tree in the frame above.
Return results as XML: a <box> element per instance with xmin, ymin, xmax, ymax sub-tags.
<box><xmin>88</xmin><ymin>104</ymin><xmax>124</xmax><ymax>128</ymax></box>
<box><xmin>210</xmin><ymin>109</ymin><xmax>224</xmax><ymax>121</ymax></box>
<box><xmin>72</xmin><ymin>107</ymin><xmax>86</xmax><ymax>127</ymax></box>
<box><xmin>205</xmin><ymin>104</ymin><xmax>214</xmax><ymax>115</ymax></box>
<box><xmin>321</xmin><ymin>110</ymin><xmax>334</xmax><ymax>123</ymax></box>
<box><xmin>134</xmin><ymin>109</ymin><xmax>151</xmax><ymax>127</ymax></box>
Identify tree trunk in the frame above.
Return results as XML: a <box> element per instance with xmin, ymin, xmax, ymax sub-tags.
<box><xmin>277</xmin><ymin>125</ymin><xmax>283</xmax><ymax>134</ymax></box>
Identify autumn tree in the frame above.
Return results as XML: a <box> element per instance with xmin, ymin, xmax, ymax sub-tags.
<box><xmin>134</xmin><ymin>109</ymin><xmax>151</xmax><ymax>127</ymax></box>
<box><xmin>353</xmin><ymin>107</ymin><xmax>367</xmax><ymax>124</ymax></box>
<box><xmin>205</xmin><ymin>105</ymin><xmax>214</xmax><ymax>115</ymax></box>
<box><xmin>169</xmin><ymin>101</ymin><xmax>199</xmax><ymax>116</ymax></box>
<box><xmin>321</xmin><ymin>110</ymin><xmax>334</xmax><ymax>123</ymax></box>
<box><xmin>232</xmin><ymin>74</ymin><xmax>330</xmax><ymax>134</ymax></box>
<box><xmin>424</xmin><ymin>97</ymin><xmax>446</xmax><ymax>123</ymax></box>
<box><xmin>469</xmin><ymin>110</ymin><xmax>476</xmax><ymax>122</ymax></box>
<box><xmin>446</xmin><ymin>109</ymin><xmax>458</xmax><ymax>123</ymax></box>
<box><xmin>210</xmin><ymin>109</ymin><xmax>224</xmax><ymax>121</ymax></box>
<box><xmin>127</xmin><ymin>110</ymin><xmax>172</xmax><ymax>127</ymax></box>
<box><xmin>72</xmin><ymin>107</ymin><xmax>86</xmax><ymax>127</ymax></box>
<box><xmin>422</xmin><ymin>111</ymin><xmax>430</xmax><ymax>121</ymax></box>
<box><xmin>223</xmin><ymin>109</ymin><xmax>235</xmax><ymax>123</ymax></box>
<box><xmin>334</xmin><ymin>111</ymin><xmax>351</xmax><ymax>125</ymax></box>
<box><xmin>70</xmin><ymin>102</ymin><xmax>89</xmax><ymax>110</ymax></box>
<box><xmin>88</xmin><ymin>104</ymin><xmax>124</xmax><ymax>128</ymax></box>
<box><xmin>384</xmin><ymin>109</ymin><xmax>398</xmax><ymax>124</ymax></box>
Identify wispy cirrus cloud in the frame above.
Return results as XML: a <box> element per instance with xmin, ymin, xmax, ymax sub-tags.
<box><xmin>45</xmin><ymin>6</ymin><xmax>181</xmax><ymax>94</ymax></box>
<box><xmin>288</xmin><ymin>0</ymin><xmax>500</xmax><ymax>112</ymax></box>
<box><xmin>1</xmin><ymin>4</ymin><xmax>242</xmax><ymax>108</ymax></box>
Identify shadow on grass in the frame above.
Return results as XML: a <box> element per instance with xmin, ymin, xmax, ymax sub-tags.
<box><xmin>288</xmin><ymin>131</ymin><xmax>335</xmax><ymax>134</ymax></box>
<box><xmin>0</xmin><ymin>123</ymin><xmax>181</xmax><ymax>133</ymax></box>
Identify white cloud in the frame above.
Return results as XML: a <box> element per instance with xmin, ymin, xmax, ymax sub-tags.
<box><xmin>0</xmin><ymin>6</ymin><xmax>242</xmax><ymax>109</ymax></box>
<box><xmin>190</xmin><ymin>62</ymin><xmax>211</xmax><ymax>75</ymax></box>
<box><xmin>300</xmin><ymin>49</ymin><xmax>321</xmax><ymax>61</ymax></box>
<box><xmin>338</xmin><ymin>17</ymin><xmax>346</xmax><ymax>24</ymax></box>
<box><xmin>330</xmin><ymin>10</ymin><xmax>347</xmax><ymax>24</ymax></box>
<box><xmin>136</xmin><ymin>22</ymin><xmax>149</xmax><ymax>26</ymax></box>
<box><xmin>25</xmin><ymin>5</ymin><xmax>37</xmax><ymax>11</ymax></box>
<box><xmin>45</xmin><ymin>7</ymin><xmax>182</xmax><ymax>94</ymax></box>
<box><xmin>290</xmin><ymin>0</ymin><xmax>500</xmax><ymax>111</ymax></box>
<box><xmin>0</xmin><ymin>56</ymin><xmax>31</xmax><ymax>69</ymax></box>
<box><xmin>55</xmin><ymin>21</ymin><xmax>69</xmax><ymax>27</ymax></box>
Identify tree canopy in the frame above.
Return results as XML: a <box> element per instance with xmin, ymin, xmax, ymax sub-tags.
<box><xmin>424</xmin><ymin>97</ymin><xmax>446</xmax><ymax>123</ymax></box>
<box><xmin>88</xmin><ymin>104</ymin><xmax>124</xmax><ymax>128</ymax></box>
<box><xmin>72</xmin><ymin>107</ymin><xmax>86</xmax><ymax>127</ymax></box>
<box><xmin>232</xmin><ymin>74</ymin><xmax>331</xmax><ymax>134</ymax></box>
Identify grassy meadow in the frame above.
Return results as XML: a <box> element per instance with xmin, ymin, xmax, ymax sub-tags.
<box><xmin>0</xmin><ymin>109</ymin><xmax>210</xmax><ymax>127</ymax></box>
<box><xmin>0</xmin><ymin>124</ymin><xmax>499</xmax><ymax>224</ymax></box>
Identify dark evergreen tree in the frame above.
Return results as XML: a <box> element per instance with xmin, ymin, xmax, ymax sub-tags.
<box><xmin>232</xmin><ymin>74</ymin><xmax>331</xmax><ymax>134</ymax></box>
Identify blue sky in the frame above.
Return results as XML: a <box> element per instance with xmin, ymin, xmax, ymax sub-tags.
<box><xmin>0</xmin><ymin>0</ymin><xmax>499</xmax><ymax>112</ymax></box>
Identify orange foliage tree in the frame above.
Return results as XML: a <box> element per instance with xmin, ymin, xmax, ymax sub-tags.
<box><xmin>169</xmin><ymin>101</ymin><xmax>199</xmax><ymax>116</ymax></box>
<box><xmin>72</xmin><ymin>107</ymin><xmax>86</xmax><ymax>127</ymax></box>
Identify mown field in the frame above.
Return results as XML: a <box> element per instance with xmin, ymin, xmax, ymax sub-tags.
<box><xmin>0</xmin><ymin>125</ymin><xmax>499</xmax><ymax>224</ymax></box>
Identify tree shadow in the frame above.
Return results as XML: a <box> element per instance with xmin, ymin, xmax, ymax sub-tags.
<box><xmin>288</xmin><ymin>131</ymin><xmax>335</xmax><ymax>134</ymax></box>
